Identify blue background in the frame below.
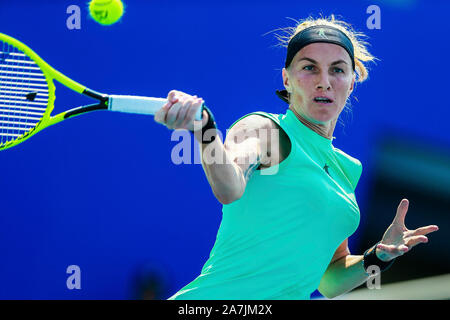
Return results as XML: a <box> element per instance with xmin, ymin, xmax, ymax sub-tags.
<box><xmin>0</xmin><ymin>0</ymin><xmax>449</xmax><ymax>299</ymax></box>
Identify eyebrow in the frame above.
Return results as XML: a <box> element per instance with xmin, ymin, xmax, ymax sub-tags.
<box><xmin>297</xmin><ymin>57</ymin><xmax>348</xmax><ymax>66</ymax></box>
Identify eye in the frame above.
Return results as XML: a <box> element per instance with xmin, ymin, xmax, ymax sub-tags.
<box><xmin>333</xmin><ymin>67</ymin><xmax>344</xmax><ymax>73</ymax></box>
<box><xmin>303</xmin><ymin>65</ymin><xmax>315</xmax><ymax>71</ymax></box>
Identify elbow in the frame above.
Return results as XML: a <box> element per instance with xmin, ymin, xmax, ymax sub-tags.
<box><xmin>215</xmin><ymin>188</ymin><xmax>244</xmax><ymax>205</ymax></box>
<box><xmin>209</xmin><ymin>166</ymin><xmax>246</xmax><ymax>204</ymax></box>
<box><xmin>213</xmin><ymin>181</ymin><xmax>245</xmax><ymax>205</ymax></box>
<box><xmin>218</xmin><ymin>197</ymin><xmax>236</xmax><ymax>205</ymax></box>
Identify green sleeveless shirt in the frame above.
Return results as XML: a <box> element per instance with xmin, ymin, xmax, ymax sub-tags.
<box><xmin>168</xmin><ymin>109</ymin><xmax>362</xmax><ymax>300</ymax></box>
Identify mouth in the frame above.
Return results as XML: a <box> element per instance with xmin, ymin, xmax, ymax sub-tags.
<box><xmin>313</xmin><ymin>96</ymin><xmax>333</xmax><ymax>105</ymax></box>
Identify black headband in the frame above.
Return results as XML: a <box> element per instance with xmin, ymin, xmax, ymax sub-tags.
<box><xmin>276</xmin><ymin>25</ymin><xmax>355</xmax><ymax>104</ymax></box>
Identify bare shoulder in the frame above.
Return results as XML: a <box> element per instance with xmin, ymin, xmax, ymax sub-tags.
<box><xmin>224</xmin><ymin>114</ymin><xmax>276</xmax><ymax>149</ymax></box>
<box><xmin>222</xmin><ymin>115</ymin><xmax>275</xmax><ymax>175</ymax></box>
<box><xmin>227</xmin><ymin>114</ymin><xmax>276</xmax><ymax>136</ymax></box>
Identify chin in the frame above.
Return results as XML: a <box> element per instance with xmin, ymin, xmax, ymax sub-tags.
<box><xmin>308</xmin><ymin>108</ymin><xmax>338</xmax><ymax>124</ymax></box>
<box><xmin>308</xmin><ymin>113</ymin><xmax>336</xmax><ymax>124</ymax></box>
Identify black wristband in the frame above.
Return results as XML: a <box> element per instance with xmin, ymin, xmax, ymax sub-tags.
<box><xmin>363</xmin><ymin>242</ymin><xmax>395</xmax><ymax>274</ymax></box>
<box><xmin>191</xmin><ymin>104</ymin><xmax>217</xmax><ymax>144</ymax></box>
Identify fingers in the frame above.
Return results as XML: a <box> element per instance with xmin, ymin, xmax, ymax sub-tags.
<box><xmin>167</xmin><ymin>90</ymin><xmax>178</xmax><ymax>102</ymax></box>
<box><xmin>377</xmin><ymin>243</ymin><xmax>409</xmax><ymax>256</ymax></box>
<box><xmin>155</xmin><ymin>90</ymin><xmax>205</xmax><ymax>131</ymax></box>
<box><xmin>409</xmin><ymin>225</ymin><xmax>439</xmax><ymax>237</ymax></box>
<box><xmin>404</xmin><ymin>235</ymin><xmax>429</xmax><ymax>248</ymax></box>
<box><xmin>392</xmin><ymin>198</ymin><xmax>409</xmax><ymax>226</ymax></box>
<box><xmin>166</xmin><ymin>98</ymin><xmax>187</xmax><ymax>129</ymax></box>
<box><xmin>154</xmin><ymin>92</ymin><xmax>178</xmax><ymax>124</ymax></box>
<box><xmin>184</xmin><ymin>98</ymin><xmax>204</xmax><ymax>131</ymax></box>
<box><xmin>378</xmin><ymin>232</ymin><xmax>433</xmax><ymax>259</ymax></box>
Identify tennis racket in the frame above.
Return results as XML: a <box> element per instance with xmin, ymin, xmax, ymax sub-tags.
<box><xmin>0</xmin><ymin>32</ymin><xmax>203</xmax><ymax>151</ymax></box>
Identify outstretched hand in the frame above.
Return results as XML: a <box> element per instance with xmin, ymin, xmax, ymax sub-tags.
<box><xmin>375</xmin><ymin>199</ymin><xmax>439</xmax><ymax>262</ymax></box>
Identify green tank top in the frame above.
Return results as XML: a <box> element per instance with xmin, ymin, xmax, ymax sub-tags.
<box><xmin>168</xmin><ymin>109</ymin><xmax>362</xmax><ymax>300</ymax></box>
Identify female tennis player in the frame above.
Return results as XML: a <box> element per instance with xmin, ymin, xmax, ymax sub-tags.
<box><xmin>154</xmin><ymin>15</ymin><xmax>439</xmax><ymax>300</ymax></box>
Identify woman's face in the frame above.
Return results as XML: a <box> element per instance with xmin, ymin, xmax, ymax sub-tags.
<box><xmin>282</xmin><ymin>42</ymin><xmax>355</xmax><ymax>124</ymax></box>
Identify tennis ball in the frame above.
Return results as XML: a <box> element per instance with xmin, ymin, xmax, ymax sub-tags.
<box><xmin>89</xmin><ymin>0</ymin><xmax>124</xmax><ymax>26</ymax></box>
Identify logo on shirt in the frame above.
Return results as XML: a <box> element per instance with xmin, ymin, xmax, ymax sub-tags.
<box><xmin>323</xmin><ymin>163</ymin><xmax>331</xmax><ymax>177</ymax></box>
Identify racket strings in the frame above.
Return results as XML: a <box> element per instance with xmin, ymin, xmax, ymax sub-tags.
<box><xmin>0</xmin><ymin>39</ymin><xmax>49</xmax><ymax>147</ymax></box>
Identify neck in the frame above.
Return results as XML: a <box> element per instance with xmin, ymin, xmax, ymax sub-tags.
<box><xmin>289</xmin><ymin>106</ymin><xmax>335</xmax><ymax>140</ymax></box>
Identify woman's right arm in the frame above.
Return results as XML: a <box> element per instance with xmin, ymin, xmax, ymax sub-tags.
<box><xmin>154</xmin><ymin>90</ymin><xmax>272</xmax><ymax>204</ymax></box>
<box><xmin>199</xmin><ymin>114</ymin><xmax>273</xmax><ymax>204</ymax></box>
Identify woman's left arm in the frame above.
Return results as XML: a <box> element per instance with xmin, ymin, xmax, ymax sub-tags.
<box><xmin>318</xmin><ymin>198</ymin><xmax>439</xmax><ymax>299</ymax></box>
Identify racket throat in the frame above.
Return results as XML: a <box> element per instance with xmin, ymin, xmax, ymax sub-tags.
<box><xmin>83</xmin><ymin>88</ymin><xmax>109</xmax><ymax>104</ymax></box>
<box><xmin>63</xmin><ymin>88</ymin><xmax>109</xmax><ymax>119</ymax></box>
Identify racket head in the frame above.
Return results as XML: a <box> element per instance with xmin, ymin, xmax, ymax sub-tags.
<box><xmin>0</xmin><ymin>33</ymin><xmax>86</xmax><ymax>151</ymax></box>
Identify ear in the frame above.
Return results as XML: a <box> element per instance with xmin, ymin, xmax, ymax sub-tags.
<box><xmin>348</xmin><ymin>74</ymin><xmax>356</xmax><ymax>97</ymax></box>
<box><xmin>282</xmin><ymin>68</ymin><xmax>291</xmax><ymax>93</ymax></box>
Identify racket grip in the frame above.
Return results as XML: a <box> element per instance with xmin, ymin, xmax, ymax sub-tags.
<box><xmin>108</xmin><ymin>95</ymin><xmax>203</xmax><ymax>120</ymax></box>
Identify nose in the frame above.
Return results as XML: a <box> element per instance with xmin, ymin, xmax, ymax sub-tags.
<box><xmin>316</xmin><ymin>71</ymin><xmax>331</xmax><ymax>91</ymax></box>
